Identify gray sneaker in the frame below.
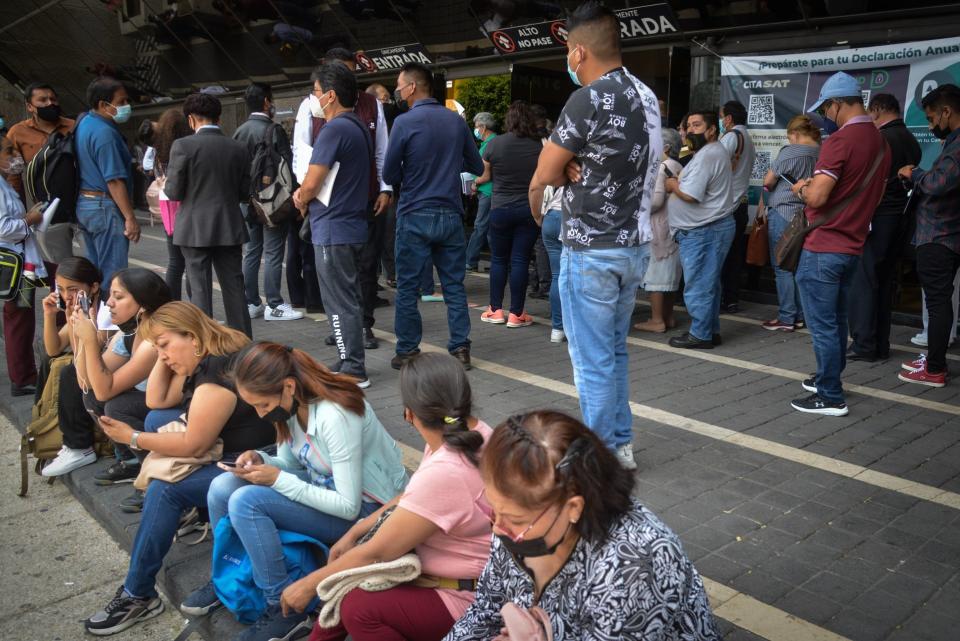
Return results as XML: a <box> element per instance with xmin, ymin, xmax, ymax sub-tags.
<box><xmin>180</xmin><ymin>580</ymin><xmax>221</xmax><ymax>616</ymax></box>
<box><xmin>85</xmin><ymin>586</ymin><xmax>164</xmax><ymax>636</ymax></box>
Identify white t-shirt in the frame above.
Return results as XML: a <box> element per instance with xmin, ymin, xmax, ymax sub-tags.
<box><xmin>667</xmin><ymin>142</ymin><xmax>733</xmax><ymax>231</ymax></box>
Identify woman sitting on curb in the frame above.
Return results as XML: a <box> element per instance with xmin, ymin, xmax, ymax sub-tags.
<box><xmin>83</xmin><ymin>301</ymin><xmax>275</xmax><ymax>637</ymax></box>
<box><xmin>444</xmin><ymin>410</ymin><xmax>720</xmax><ymax>641</ymax></box>
<box><xmin>281</xmin><ymin>352</ymin><xmax>493</xmax><ymax>641</ymax></box>
<box><xmin>180</xmin><ymin>341</ymin><xmax>409</xmax><ymax>641</ymax></box>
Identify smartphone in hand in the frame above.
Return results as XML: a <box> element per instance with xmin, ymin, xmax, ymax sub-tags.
<box><xmin>78</xmin><ymin>290</ymin><xmax>90</xmax><ymax>314</ymax></box>
<box><xmin>779</xmin><ymin>172</ymin><xmax>798</xmax><ymax>185</ymax></box>
<box><xmin>87</xmin><ymin>409</ymin><xmax>102</xmax><ymax>427</ymax></box>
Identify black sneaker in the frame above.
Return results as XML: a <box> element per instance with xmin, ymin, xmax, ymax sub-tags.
<box><xmin>790</xmin><ymin>393</ymin><xmax>849</xmax><ymax>416</ymax></box>
<box><xmin>85</xmin><ymin>585</ymin><xmax>164</xmax><ymax>636</ymax></box>
<box><xmin>94</xmin><ymin>459</ymin><xmax>140</xmax><ymax>486</ymax></box>
<box><xmin>234</xmin><ymin>603</ymin><xmax>310</xmax><ymax>641</ymax></box>
<box><xmin>120</xmin><ymin>490</ymin><xmax>145</xmax><ymax>513</ymax></box>
<box><xmin>801</xmin><ymin>375</ymin><xmax>817</xmax><ymax>393</ymax></box>
<box><xmin>364</xmin><ymin>327</ymin><xmax>379</xmax><ymax>350</ymax></box>
<box><xmin>180</xmin><ymin>580</ymin><xmax>222</xmax><ymax>616</ymax></box>
<box><xmin>325</xmin><ymin>334</ymin><xmax>336</xmax><ymax>346</ymax></box>
<box><xmin>450</xmin><ymin>346</ymin><xmax>472</xmax><ymax>371</ymax></box>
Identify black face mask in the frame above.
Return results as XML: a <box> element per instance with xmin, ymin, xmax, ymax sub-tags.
<box><xmin>116</xmin><ymin>311</ymin><xmax>141</xmax><ymax>335</ymax></box>
<box><xmin>685</xmin><ymin>132</ymin><xmax>708</xmax><ymax>152</ymax></box>
<box><xmin>263</xmin><ymin>396</ymin><xmax>299</xmax><ymax>424</ymax></box>
<box><xmin>36</xmin><ymin>104</ymin><xmax>61</xmax><ymax>123</ymax></box>
<box><xmin>393</xmin><ymin>88</ymin><xmax>410</xmax><ymax>112</ymax></box>
<box><xmin>496</xmin><ymin>511</ymin><xmax>570</xmax><ymax>559</ymax></box>
<box><xmin>931</xmin><ymin>111</ymin><xmax>952</xmax><ymax>140</ymax></box>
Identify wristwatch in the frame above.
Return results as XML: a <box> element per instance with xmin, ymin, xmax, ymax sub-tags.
<box><xmin>130</xmin><ymin>430</ymin><xmax>143</xmax><ymax>450</ymax></box>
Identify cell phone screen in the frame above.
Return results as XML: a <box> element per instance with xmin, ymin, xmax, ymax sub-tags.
<box><xmin>86</xmin><ymin>409</ymin><xmax>102</xmax><ymax>425</ymax></box>
<box><xmin>779</xmin><ymin>173</ymin><xmax>798</xmax><ymax>185</ymax></box>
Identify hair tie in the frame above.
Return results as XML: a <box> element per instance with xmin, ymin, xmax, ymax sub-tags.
<box><xmin>285</xmin><ymin>345</ymin><xmax>294</xmax><ymax>353</ymax></box>
<box><xmin>443</xmin><ymin>416</ymin><xmax>459</xmax><ymax>425</ymax></box>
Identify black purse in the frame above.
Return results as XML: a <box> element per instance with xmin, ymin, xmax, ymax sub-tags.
<box><xmin>0</xmin><ymin>247</ymin><xmax>24</xmax><ymax>301</ymax></box>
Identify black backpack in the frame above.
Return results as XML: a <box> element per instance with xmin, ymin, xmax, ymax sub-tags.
<box><xmin>248</xmin><ymin>122</ymin><xmax>298</xmax><ymax>228</ymax></box>
<box><xmin>25</xmin><ymin>112</ymin><xmax>86</xmax><ymax>226</ymax></box>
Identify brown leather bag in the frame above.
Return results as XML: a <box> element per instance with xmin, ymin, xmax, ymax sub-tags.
<box><xmin>746</xmin><ymin>200</ymin><xmax>769</xmax><ymax>267</ymax></box>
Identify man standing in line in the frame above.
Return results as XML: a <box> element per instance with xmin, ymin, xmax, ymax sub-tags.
<box><xmin>164</xmin><ymin>93</ymin><xmax>252</xmax><ymax>337</ymax></box>
<box><xmin>789</xmin><ymin>72</ymin><xmax>891</xmax><ymax>415</ymax></box>
<box><xmin>233</xmin><ymin>82</ymin><xmax>304</xmax><ymax>322</ymax></box>
<box><xmin>74</xmin><ymin>76</ymin><xmax>141</xmax><ymax>287</ymax></box>
<box><xmin>718</xmin><ymin>100</ymin><xmax>756</xmax><ymax>314</ymax></box>
<box><xmin>385</xmin><ymin>62</ymin><xmax>483</xmax><ymax>371</ymax></box>
<box><xmin>665</xmin><ymin>111</ymin><xmax>735</xmax><ymax>350</ymax></box>
<box><xmin>528</xmin><ymin>1</ymin><xmax>661</xmax><ymax>469</ymax></box>
<box><xmin>322</xmin><ymin>48</ymin><xmax>393</xmax><ymax>351</ymax></box>
<box><xmin>898</xmin><ymin>84</ymin><xmax>960</xmax><ymax>388</ymax></box>
<box><xmin>847</xmin><ymin>93</ymin><xmax>921</xmax><ymax>362</ymax></box>
<box><xmin>466</xmin><ymin>111</ymin><xmax>496</xmax><ymax>272</ymax></box>
<box><xmin>294</xmin><ymin>63</ymin><xmax>372</xmax><ymax>387</ymax></box>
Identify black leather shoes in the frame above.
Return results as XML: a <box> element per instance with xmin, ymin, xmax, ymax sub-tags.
<box><xmin>669</xmin><ymin>333</ymin><xmax>714</xmax><ymax>349</ymax></box>
<box><xmin>364</xmin><ymin>328</ymin><xmax>378</xmax><ymax>350</ymax></box>
<box><xmin>450</xmin><ymin>346</ymin><xmax>472</xmax><ymax>370</ymax></box>
<box><xmin>325</xmin><ymin>334</ymin><xmax>335</xmax><ymax>346</ymax></box>
<box><xmin>10</xmin><ymin>383</ymin><xmax>35</xmax><ymax>397</ymax></box>
<box><xmin>391</xmin><ymin>352</ymin><xmax>417</xmax><ymax>370</ymax></box>
<box><xmin>847</xmin><ymin>348</ymin><xmax>876</xmax><ymax>363</ymax></box>
<box><xmin>712</xmin><ymin>334</ymin><xmax>723</xmax><ymax>346</ymax></box>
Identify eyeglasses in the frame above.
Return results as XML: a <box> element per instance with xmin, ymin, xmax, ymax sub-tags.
<box><xmin>477</xmin><ymin>493</ymin><xmax>556</xmax><ymax>543</ymax></box>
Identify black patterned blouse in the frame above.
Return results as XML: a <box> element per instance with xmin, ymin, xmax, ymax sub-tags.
<box><xmin>443</xmin><ymin>500</ymin><xmax>720</xmax><ymax>641</ymax></box>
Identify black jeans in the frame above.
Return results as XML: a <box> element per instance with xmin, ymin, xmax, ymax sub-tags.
<box><xmin>721</xmin><ymin>202</ymin><xmax>749</xmax><ymax>306</ymax></box>
<box><xmin>286</xmin><ymin>223</ymin><xmax>323</xmax><ymax>309</ymax></box>
<box><xmin>87</xmin><ymin>388</ymin><xmax>150</xmax><ymax>461</ymax></box>
<box><xmin>165</xmin><ymin>232</ymin><xmax>189</xmax><ymax>301</ymax></box>
<box><xmin>315</xmin><ymin>243</ymin><xmax>366</xmax><ymax>378</ymax></box>
<box><xmin>58</xmin><ymin>363</ymin><xmax>95</xmax><ymax>450</ymax></box>
<box><xmin>382</xmin><ymin>204</ymin><xmax>397</xmax><ymax>281</ymax></box>
<box><xmin>847</xmin><ymin>214</ymin><xmax>908</xmax><ymax>358</ymax></box>
<box><xmin>917</xmin><ymin>243</ymin><xmax>960</xmax><ymax>374</ymax></box>
<box><xmin>360</xmin><ymin>211</ymin><xmax>388</xmax><ymax>329</ymax></box>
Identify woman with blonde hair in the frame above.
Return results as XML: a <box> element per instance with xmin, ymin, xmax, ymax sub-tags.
<box><xmin>759</xmin><ymin>114</ymin><xmax>820</xmax><ymax>332</ymax></box>
<box><xmin>83</xmin><ymin>301</ymin><xmax>275</xmax><ymax>637</ymax></box>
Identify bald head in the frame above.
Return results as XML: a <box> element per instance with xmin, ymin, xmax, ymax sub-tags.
<box><xmin>566</xmin><ymin>1</ymin><xmax>620</xmax><ymax>60</ymax></box>
<box><xmin>366</xmin><ymin>83</ymin><xmax>390</xmax><ymax>104</ymax></box>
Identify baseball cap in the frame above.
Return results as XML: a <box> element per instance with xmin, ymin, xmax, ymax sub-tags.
<box><xmin>807</xmin><ymin>72</ymin><xmax>861</xmax><ymax>113</ymax></box>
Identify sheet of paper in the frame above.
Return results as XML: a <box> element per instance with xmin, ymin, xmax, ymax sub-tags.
<box><xmin>317</xmin><ymin>161</ymin><xmax>340</xmax><ymax>207</ymax></box>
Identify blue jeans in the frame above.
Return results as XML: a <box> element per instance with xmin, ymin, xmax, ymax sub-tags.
<box><xmin>394</xmin><ymin>209</ymin><xmax>471</xmax><ymax>354</ymax></box>
<box><xmin>125</xmin><ymin>463</ymin><xmax>224</xmax><ymax>598</ymax></box>
<box><xmin>243</xmin><ymin>209</ymin><xmax>289</xmax><ymax>308</ymax></box>
<box><xmin>144</xmin><ymin>408</ymin><xmax>184</xmax><ymax>432</ymax></box>
<box><xmin>488</xmin><ymin>201</ymin><xmax>540</xmax><ymax>315</ymax></box>
<box><xmin>77</xmin><ymin>196</ymin><xmax>128</xmax><ymax>288</ymax></box>
<box><xmin>795</xmin><ymin>249</ymin><xmax>859</xmax><ymax>403</ymax></box>
<box><xmin>419</xmin><ymin>263</ymin><xmax>435</xmax><ymax>295</ymax></box>
<box><xmin>559</xmin><ymin>245</ymin><xmax>645</xmax><ymax>449</ymax></box>
<box><xmin>768</xmin><ymin>211</ymin><xmax>803</xmax><ymax>324</ymax></box>
<box><xmin>465</xmin><ymin>194</ymin><xmax>492</xmax><ymax>268</ymax></box>
<box><xmin>541</xmin><ymin>210</ymin><xmax>563</xmax><ymax>330</ymax></box>
<box><xmin>676</xmin><ymin>216</ymin><xmax>736</xmax><ymax>341</ymax></box>
<box><xmin>207</xmin><ymin>472</ymin><xmax>379</xmax><ymax>605</ymax></box>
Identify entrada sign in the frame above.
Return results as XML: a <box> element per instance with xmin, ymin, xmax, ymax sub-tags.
<box><xmin>489</xmin><ymin>3</ymin><xmax>679</xmax><ymax>54</ymax></box>
<box><xmin>355</xmin><ymin>43</ymin><xmax>433</xmax><ymax>73</ymax></box>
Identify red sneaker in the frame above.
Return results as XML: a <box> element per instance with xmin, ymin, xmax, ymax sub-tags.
<box><xmin>762</xmin><ymin>319</ymin><xmax>795</xmax><ymax>332</ymax></box>
<box><xmin>898</xmin><ymin>365</ymin><xmax>946</xmax><ymax>388</ymax></box>
<box><xmin>901</xmin><ymin>354</ymin><xmax>927</xmax><ymax>373</ymax></box>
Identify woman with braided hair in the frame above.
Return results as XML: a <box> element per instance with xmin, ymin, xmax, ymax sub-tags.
<box><xmin>283</xmin><ymin>351</ymin><xmax>494</xmax><ymax>641</ymax></box>
<box><xmin>445</xmin><ymin>410</ymin><xmax>721</xmax><ymax>641</ymax></box>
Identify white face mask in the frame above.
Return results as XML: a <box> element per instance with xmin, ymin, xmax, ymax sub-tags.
<box><xmin>309</xmin><ymin>94</ymin><xmax>324</xmax><ymax>118</ymax></box>
<box><xmin>2</xmin><ymin>156</ymin><xmax>25</xmax><ymax>175</ymax></box>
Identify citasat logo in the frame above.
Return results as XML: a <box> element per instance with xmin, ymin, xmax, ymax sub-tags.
<box><xmin>742</xmin><ymin>79</ymin><xmax>791</xmax><ymax>89</ymax></box>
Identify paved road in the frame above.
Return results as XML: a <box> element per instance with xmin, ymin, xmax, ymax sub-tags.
<box><xmin>0</xmin><ymin>414</ymin><xmax>183</xmax><ymax>640</ymax></box>
<box><xmin>3</xmin><ymin>220</ymin><xmax>959</xmax><ymax>640</ymax></box>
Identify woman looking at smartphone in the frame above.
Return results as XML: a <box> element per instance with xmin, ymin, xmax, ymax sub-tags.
<box><xmin>49</xmin><ymin>268</ymin><xmax>173</xmax><ymax>484</ymax></box>
<box><xmin>180</xmin><ymin>342</ymin><xmax>409</xmax><ymax>640</ymax></box>
<box><xmin>84</xmin><ymin>301</ymin><xmax>275</xmax><ymax>637</ymax></box>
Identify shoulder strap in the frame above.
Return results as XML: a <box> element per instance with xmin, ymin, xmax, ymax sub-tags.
<box><xmin>808</xmin><ymin>150</ymin><xmax>886</xmax><ymax>230</ymax></box>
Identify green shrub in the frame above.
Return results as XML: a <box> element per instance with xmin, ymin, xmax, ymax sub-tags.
<box><xmin>457</xmin><ymin>74</ymin><xmax>512</xmax><ymax>128</ymax></box>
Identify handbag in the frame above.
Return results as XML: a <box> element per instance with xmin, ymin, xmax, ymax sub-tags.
<box><xmin>133</xmin><ymin>418</ymin><xmax>223</xmax><ymax>490</ymax></box>
<box><xmin>774</xmin><ymin>152</ymin><xmax>885</xmax><ymax>272</ymax></box>
<box><xmin>493</xmin><ymin>603</ymin><xmax>554</xmax><ymax>641</ymax></box>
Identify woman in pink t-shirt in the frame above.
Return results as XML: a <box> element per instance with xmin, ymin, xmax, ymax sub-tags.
<box><xmin>281</xmin><ymin>352</ymin><xmax>493</xmax><ymax>641</ymax></box>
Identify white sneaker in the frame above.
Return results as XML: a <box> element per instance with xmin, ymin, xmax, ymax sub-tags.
<box><xmin>356</xmin><ymin>378</ymin><xmax>371</xmax><ymax>389</ymax></box>
<box><xmin>264</xmin><ymin>303</ymin><xmax>304</xmax><ymax>321</ymax></box>
<box><xmin>616</xmin><ymin>443</ymin><xmax>637</xmax><ymax>471</ymax></box>
<box><xmin>248</xmin><ymin>303</ymin><xmax>265</xmax><ymax>319</ymax></box>
<box><xmin>550</xmin><ymin>329</ymin><xmax>565</xmax><ymax>343</ymax></box>
<box><xmin>41</xmin><ymin>446</ymin><xmax>96</xmax><ymax>477</ymax></box>
<box><xmin>910</xmin><ymin>332</ymin><xmax>955</xmax><ymax>347</ymax></box>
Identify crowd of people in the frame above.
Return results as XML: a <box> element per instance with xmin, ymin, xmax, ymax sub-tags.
<box><xmin>2</xmin><ymin>0</ymin><xmax>960</xmax><ymax>639</ymax></box>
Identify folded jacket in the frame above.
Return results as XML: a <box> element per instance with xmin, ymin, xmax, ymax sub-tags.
<box><xmin>315</xmin><ymin>553</ymin><xmax>421</xmax><ymax>628</ymax></box>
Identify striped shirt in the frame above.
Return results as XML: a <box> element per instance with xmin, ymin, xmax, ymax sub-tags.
<box><xmin>768</xmin><ymin>143</ymin><xmax>819</xmax><ymax>218</ymax></box>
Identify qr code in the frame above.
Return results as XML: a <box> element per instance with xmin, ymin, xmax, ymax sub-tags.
<box><xmin>752</xmin><ymin>151</ymin><xmax>772</xmax><ymax>181</ymax></box>
<box><xmin>748</xmin><ymin>94</ymin><xmax>775</xmax><ymax>126</ymax></box>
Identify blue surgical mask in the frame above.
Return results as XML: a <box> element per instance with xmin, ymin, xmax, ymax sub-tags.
<box><xmin>111</xmin><ymin>103</ymin><xmax>132</xmax><ymax>124</ymax></box>
<box><xmin>566</xmin><ymin>48</ymin><xmax>582</xmax><ymax>87</ymax></box>
<box><xmin>719</xmin><ymin>120</ymin><xmax>727</xmax><ymax>136</ymax></box>
<box><xmin>473</xmin><ymin>127</ymin><xmax>482</xmax><ymax>140</ymax></box>
<box><xmin>0</xmin><ymin>117</ymin><xmax>5</xmax><ymax>129</ymax></box>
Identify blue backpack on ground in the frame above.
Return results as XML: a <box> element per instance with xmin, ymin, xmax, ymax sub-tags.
<box><xmin>212</xmin><ymin>516</ymin><xmax>327</xmax><ymax>623</ymax></box>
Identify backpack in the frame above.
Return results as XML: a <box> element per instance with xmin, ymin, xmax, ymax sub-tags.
<box><xmin>249</xmin><ymin>122</ymin><xmax>298</xmax><ymax>228</ymax></box>
<box><xmin>18</xmin><ymin>353</ymin><xmax>115</xmax><ymax>496</ymax></box>
<box><xmin>24</xmin><ymin>113</ymin><xmax>86</xmax><ymax>225</ymax></box>
<box><xmin>212</xmin><ymin>515</ymin><xmax>327</xmax><ymax>623</ymax></box>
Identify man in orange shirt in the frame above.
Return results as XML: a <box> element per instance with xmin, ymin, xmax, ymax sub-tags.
<box><xmin>7</xmin><ymin>82</ymin><xmax>77</xmax><ymax>264</ymax></box>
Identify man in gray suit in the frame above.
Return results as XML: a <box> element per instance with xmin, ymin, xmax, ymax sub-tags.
<box><xmin>233</xmin><ymin>82</ymin><xmax>303</xmax><ymax>322</ymax></box>
<box><xmin>164</xmin><ymin>93</ymin><xmax>252</xmax><ymax>337</ymax></box>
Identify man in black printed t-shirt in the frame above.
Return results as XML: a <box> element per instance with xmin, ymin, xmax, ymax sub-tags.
<box><xmin>529</xmin><ymin>1</ymin><xmax>662</xmax><ymax>470</ymax></box>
